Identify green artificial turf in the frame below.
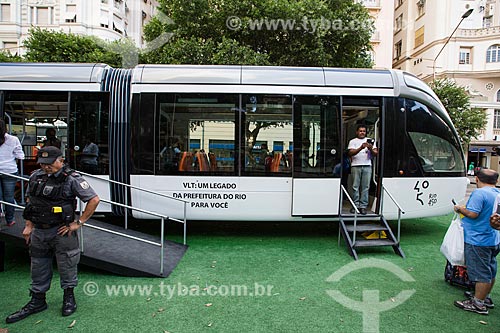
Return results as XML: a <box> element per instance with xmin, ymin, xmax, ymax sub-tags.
<box><xmin>2</xmin><ymin>215</ymin><xmax>500</xmax><ymax>332</ymax></box>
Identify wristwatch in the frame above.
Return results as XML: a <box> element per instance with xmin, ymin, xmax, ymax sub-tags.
<box><xmin>76</xmin><ymin>220</ymin><xmax>84</xmax><ymax>226</ymax></box>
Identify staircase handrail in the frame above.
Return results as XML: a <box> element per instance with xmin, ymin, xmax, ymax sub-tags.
<box><xmin>0</xmin><ymin>169</ymin><xmax>186</xmax><ymax>276</ymax></box>
<box><xmin>0</xmin><ymin>197</ymin><xmax>174</xmax><ymax>276</ymax></box>
<box><xmin>77</xmin><ymin>170</ymin><xmax>188</xmax><ymax>230</ymax></box>
<box><xmin>381</xmin><ymin>185</ymin><xmax>405</xmax><ymax>242</ymax></box>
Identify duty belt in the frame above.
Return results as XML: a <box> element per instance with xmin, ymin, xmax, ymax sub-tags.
<box><xmin>34</xmin><ymin>223</ymin><xmax>65</xmax><ymax>229</ymax></box>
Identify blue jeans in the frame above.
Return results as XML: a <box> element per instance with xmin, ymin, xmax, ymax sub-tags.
<box><xmin>0</xmin><ymin>172</ymin><xmax>18</xmax><ymax>223</ymax></box>
<box><xmin>351</xmin><ymin>165</ymin><xmax>372</xmax><ymax>209</ymax></box>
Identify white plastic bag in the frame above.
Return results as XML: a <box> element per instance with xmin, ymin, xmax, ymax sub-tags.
<box><xmin>440</xmin><ymin>213</ymin><xmax>465</xmax><ymax>266</ymax></box>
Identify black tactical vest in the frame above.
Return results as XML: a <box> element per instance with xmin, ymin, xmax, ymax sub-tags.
<box><xmin>23</xmin><ymin>166</ymin><xmax>76</xmax><ymax>225</ymax></box>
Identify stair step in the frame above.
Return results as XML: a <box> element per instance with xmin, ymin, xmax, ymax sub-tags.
<box><xmin>342</xmin><ymin>215</ymin><xmax>382</xmax><ymax>221</ymax></box>
<box><xmin>354</xmin><ymin>239</ymin><xmax>398</xmax><ymax>247</ymax></box>
<box><xmin>345</xmin><ymin>224</ymin><xmax>388</xmax><ymax>232</ymax></box>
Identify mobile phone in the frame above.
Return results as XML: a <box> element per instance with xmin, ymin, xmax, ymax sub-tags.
<box><xmin>367</xmin><ymin>139</ymin><xmax>374</xmax><ymax>144</ymax></box>
<box><xmin>452</xmin><ymin>199</ymin><xmax>457</xmax><ymax>205</ymax></box>
<box><xmin>497</xmin><ymin>203</ymin><xmax>500</xmax><ymax>214</ymax></box>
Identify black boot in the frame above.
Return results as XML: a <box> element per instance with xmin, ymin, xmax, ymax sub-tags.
<box><xmin>62</xmin><ymin>288</ymin><xmax>77</xmax><ymax>316</ymax></box>
<box><xmin>5</xmin><ymin>291</ymin><xmax>48</xmax><ymax>324</ymax></box>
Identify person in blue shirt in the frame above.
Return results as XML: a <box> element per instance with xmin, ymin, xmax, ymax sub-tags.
<box><xmin>453</xmin><ymin>168</ymin><xmax>500</xmax><ymax>315</ymax></box>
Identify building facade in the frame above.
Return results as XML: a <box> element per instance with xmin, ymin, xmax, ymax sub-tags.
<box><xmin>0</xmin><ymin>0</ymin><xmax>158</xmax><ymax>54</ymax></box>
<box><xmin>357</xmin><ymin>0</ymin><xmax>395</xmax><ymax>69</ymax></box>
<box><xmin>393</xmin><ymin>0</ymin><xmax>500</xmax><ymax>171</ymax></box>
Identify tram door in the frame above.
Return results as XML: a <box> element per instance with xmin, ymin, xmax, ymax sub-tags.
<box><xmin>67</xmin><ymin>92</ymin><xmax>109</xmax><ymax>175</ymax></box>
<box><xmin>291</xmin><ymin>96</ymin><xmax>341</xmax><ymax>216</ymax></box>
<box><xmin>341</xmin><ymin>97</ymin><xmax>383</xmax><ymax>214</ymax></box>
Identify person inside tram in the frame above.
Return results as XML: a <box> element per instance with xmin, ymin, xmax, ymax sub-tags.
<box><xmin>348</xmin><ymin>124</ymin><xmax>378</xmax><ymax>215</ymax></box>
<box><xmin>160</xmin><ymin>137</ymin><xmax>181</xmax><ymax>171</ymax></box>
<box><xmin>301</xmin><ymin>139</ymin><xmax>314</xmax><ymax>168</ymax></box>
<box><xmin>80</xmin><ymin>136</ymin><xmax>99</xmax><ymax>174</ymax></box>
<box><xmin>42</xmin><ymin>128</ymin><xmax>62</xmax><ymax>149</ymax></box>
<box><xmin>259</xmin><ymin>143</ymin><xmax>272</xmax><ymax>171</ymax></box>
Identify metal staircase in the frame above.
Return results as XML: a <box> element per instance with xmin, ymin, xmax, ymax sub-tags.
<box><xmin>338</xmin><ymin>185</ymin><xmax>405</xmax><ymax>260</ymax></box>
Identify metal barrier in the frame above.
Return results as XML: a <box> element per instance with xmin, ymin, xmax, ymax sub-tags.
<box><xmin>0</xmin><ymin>170</ymin><xmax>188</xmax><ymax>275</ymax></box>
<box><xmin>76</xmin><ymin>171</ymin><xmax>188</xmax><ymax>233</ymax></box>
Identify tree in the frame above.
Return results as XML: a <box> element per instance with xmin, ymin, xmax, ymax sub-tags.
<box><xmin>0</xmin><ymin>50</ymin><xmax>23</xmax><ymax>62</ymax></box>
<box><xmin>430</xmin><ymin>79</ymin><xmax>487</xmax><ymax>146</ymax></box>
<box><xmin>23</xmin><ymin>28</ymin><xmax>133</xmax><ymax>68</ymax></box>
<box><xmin>143</xmin><ymin>0</ymin><xmax>373</xmax><ymax>67</ymax></box>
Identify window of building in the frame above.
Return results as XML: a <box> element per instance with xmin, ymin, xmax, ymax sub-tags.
<box><xmin>0</xmin><ymin>4</ymin><xmax>11</xmax><ymax>22</ymax></box>
<box><xmin>494</xmin><ymin>110</ymin><xmax>500</xmax><ymax>129</ymax></box>
<box><xmin>459</xmin><ymin>47</ymin><xmax>471</xmax><ymax>64</ymax></box>
<box><xmin>486</xmin><ymin>45</ymin><xmax>500</xmax><ymax>63</ymax></box>
<box><xmin>31</xmin><ymin>7</ymin><xmax>53</xmax><ymax>25</ymax></box>
<box><xmin>395</xmin><ymin>14</ymin><xmax>403</xmax><ymax>32</ymax></box>
<box><xmin>2</xmin><ymin>41</ymin><xmax>17</xmax><ymax>52</ymax></box>
<box><xmin>483</xmin><ymin>16</ymin><xmax>493</xmax><ymax>28</ymax></box>
<box><xmin>395</xmin><ymin>40</ymin><xmax>402</xmax><ymax>60</ymax></box>
<box><xmin>113</xmin><ymin>14</ymin><xmax>123</xmax><ymax>33</ymax></box>
<box><xmin>416</xmin><ymin>0</ymin><xmax>425</xmax><ymax>17</ymax></box>
<box><xmin>100</xmin><ymin>10</ymin><xmax>109</xmax><ymax>28</ymax></box>
<box><xmin>414</xmin><ymin>26</ymin><xmax>424</xmax><ymax>48</ymax></box>
<box><xmin>497</xmin><ymin>90</ymin><xmax>500</xmax><ymax>102</ymax></box>
<box><xmin>65</xmin><ymin>5</ymin><xmax>77</xmax><ymax>23</ymax></box>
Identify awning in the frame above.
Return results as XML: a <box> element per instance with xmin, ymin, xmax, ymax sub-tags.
<box><xmin>470</xmin><ymin>148</ymin><xmax>487</xmax><ymax>153</ymax></box>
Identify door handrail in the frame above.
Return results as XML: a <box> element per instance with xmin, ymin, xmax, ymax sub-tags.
<box><xmin>340</xmin><ymin>185</ymin><xmax>359</xmax><ymax>245</ymax></box>
<box><xmin>381</xmin><ymin>185</ymin><xmax>405</xmax><ymax>242</ymax></box>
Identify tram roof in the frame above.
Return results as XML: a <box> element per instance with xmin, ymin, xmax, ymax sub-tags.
<box><xmin>0</xmin><ymin>63</ymin><xmax>109</xmax><ymax>83</ymax></box>
<box><xmin>132</xmin><ymin>65</ymin><xmax>395</xmax><ymax>88</ymax></box>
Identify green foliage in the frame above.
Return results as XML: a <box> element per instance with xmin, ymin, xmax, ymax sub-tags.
<box><xmin>0</xmin><ymin>50</ymin><xmax>23</xmax><ymax>62</ymax></box>
<box><xmin>430</xmin><ymin>79</ymin><xmax>487</xmax><ymax>145</ymax></box>
<box><xmin>143</xmin><ymin>0</ymin><xmax>373</xmax><ymax>67</ymax></box>
<box><xmin>23</xmin><ymin>28</ymin><xmax>134</xmax><ymax>68</ymax></box>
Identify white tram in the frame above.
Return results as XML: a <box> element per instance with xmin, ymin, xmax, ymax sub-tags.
<box><xmin>0</xmin><ymin>63</ymin><xmax>467</xmax><ymax>221</ymax></box>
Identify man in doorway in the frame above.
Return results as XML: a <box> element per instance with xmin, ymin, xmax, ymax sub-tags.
<box><xmin>348</xmin><ymin>124</ymin><xmax>378</xmax><ymax>215</ymax></box>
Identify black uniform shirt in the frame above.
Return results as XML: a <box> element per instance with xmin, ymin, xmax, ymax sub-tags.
<box><xmin>29</xmin><ymin>167</ymin><xmax>97</xmax><ymax>203</ymax></box>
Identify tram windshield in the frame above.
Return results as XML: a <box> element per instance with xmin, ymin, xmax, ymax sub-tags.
<box><xmin>406</xmin><ymin>99</ymin><xmax>465</xmax><ymax>173</ymax></box>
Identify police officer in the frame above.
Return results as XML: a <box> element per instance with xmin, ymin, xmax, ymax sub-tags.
<box><xmin>6</xmin><ymin>146</ymin><xmax>99</xmax><ymax>324</ymax></box>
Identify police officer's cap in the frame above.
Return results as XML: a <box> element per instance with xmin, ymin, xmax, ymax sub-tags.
<box><xmin>37</xmin><ymin>146</ymin><xmax>63</xmax><ymax>164</ymax></box>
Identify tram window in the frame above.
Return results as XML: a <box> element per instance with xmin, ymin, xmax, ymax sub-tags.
<box><xmin>156</xmin><ymin>93</ymin><xmax>238</xmax><ymax>175</ymax></box>
<box><xmin>5</xmin><ymin>91</ymin><xmax>70</xmax><ymax>174</ymax></box>
<box><xmin>242</xmin><ymin>95</ymin><xmax>292</xmax><ymax>175</ymax></box>
<box><xmin>406</xmin><ymin>99</ymin><xmax>465</xmax><ymax>173</ymax></box>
